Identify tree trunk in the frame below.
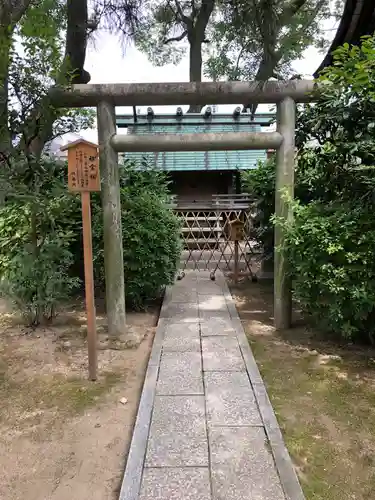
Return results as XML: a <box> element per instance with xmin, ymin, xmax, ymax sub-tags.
<box><xmin>0</xmin><ymin>24</ymin><xmax>12</xmax><ymax>153</ymax></box>
<box><xmin>186</xmin><ymin>0</ymin><xmax>215</xmax><ymax>113</ymax></box>
<box><xmin>188</xmin><ymin>39</ymin><xmax>203</xmax><ymax>113</ymax></box>
<box><xmin>0</xmin><ymin>1</ymin><xmax>33</xmax><ymax>149</ymax></box>
<box><xmin>64</xmin><ymin>0</ymin><xmax>91</xmax><ymax>84</ymax></box>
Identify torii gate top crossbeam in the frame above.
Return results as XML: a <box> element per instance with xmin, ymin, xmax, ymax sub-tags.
<box><xmin>50</xmin><ymin>80</ymin><xmax>317</xmax><ymax>108</ymax></box>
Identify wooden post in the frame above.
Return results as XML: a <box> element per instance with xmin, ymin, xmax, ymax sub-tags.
<box><xmin>61</xmin><ymin>139</ymin><xmax>101</xmax><ymax>380</ymax></box>
<box><xmin>234</xmin><ymin>239</ymin><xmax>239</xmax><ymax>284</ymax></box>
<box><xmin>81</xmin><ymin>191</ymin><xmax>97</xmax><ymax>380</ymax></box>
<box><xmin>97</xmin><ymin>101</ymin><xmax>126</xmax><ymax>337</ymax></box>
<box><xmin>274</xmin><ymin>97</ymin><xmax>295</xmax><ymax>330</ymax></box>
<box><xmin>229</xmin><ymin>219</ymin><xmax>244</xmax><ymax>284</ymax></box>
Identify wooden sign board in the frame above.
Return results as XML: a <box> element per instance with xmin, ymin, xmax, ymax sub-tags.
<box><xmin>61</xmin><ymin>138</ymin><xmax>100</xmax><ymax>380</ymax></box>
<box><xmin>61</xmin><ymin>139</ymin><xmax>101</xmax><ymax>192</ymax></box>
<box><xmin>229</xmin><ymin>219</ymin><xmax>245</xmax><ymax>241</ymax></box>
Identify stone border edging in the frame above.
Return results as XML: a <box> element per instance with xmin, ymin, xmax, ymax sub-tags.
<box><xmin>118</xmin><ymin>288</ymin><xmax>173</xmax><ymax>500</ymax></box>
<box><xmin>219</xmin><ymin>274</ymin><xmax>306</xmax><ymax>500</ymax></box>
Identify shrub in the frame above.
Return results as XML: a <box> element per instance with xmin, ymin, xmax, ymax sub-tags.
<box><xmin>241</xmin><ymin>156</ymin><xmax>276</xmax><ymax>259</ymax></box>
<box><xmin>0</xmin><ymin>155</ymin><xmax>181</xmax><ymax>321</ymax></box>
<box><xmin>92</xmin><ymin>162</ymin><xmax>181</xmax><ymax>309</ymax></box>
<box><xmin>244</xmin><ymin>34</ymin><xmax>375</xmax><ymax>343</ymax></box>
<box><xmin>1</xmin><ymin>237</ymin><xmax>80</xmax><ymax>326</ymax></box>
<box><xmin>278</xmin><ymin>200</ymin><xmax>375</xmax><ymax>343</ymax></box>
<box><xmin>0</xmin><ymin>156</ymin><xmax>81</xmax><ymax>325</ymax></box>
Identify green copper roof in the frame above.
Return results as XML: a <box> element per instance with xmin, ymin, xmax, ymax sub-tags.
<box><xmin>116</xmin><ymin>112</ymin><xmax>275</xmax><ymax>172</ymax></box>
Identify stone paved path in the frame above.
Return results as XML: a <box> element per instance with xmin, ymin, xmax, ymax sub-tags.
<box><xmin>119</xmin><ymin>271</ymin><xmax>305</xmax><ymax>500</ymax></box>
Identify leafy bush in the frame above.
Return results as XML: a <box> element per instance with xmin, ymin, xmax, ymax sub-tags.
<box><xmin>244</xmin><ymin>34</ymin><xmax>375</xmax><ymax>343</ymax></box>
<box><xmin>278</xmin><ymin>201</ymin><xmax>375</xmax><ymax>343</ymax></box>
<box><xmin>92</xmin><ymin>162</ymin><xmax>181</xmax><ymax>309</ymax></box>
<box><xmin>0</xmin><ymin>156</ymin><xmax>81</xmax><ymax>325</ymax></box>
<box><xmin>0</xmin><ymin>155</ymin><xmax>181</xmax><ymax>321</ymax></box>
<box><xmin>1</xmin><ymin>238</ymin><xmax>80</xmax><ymax>326</ymax></box>
<box><xmin>241</xmin><ymin>156</ymin><xmax>276</xmax><ymax>259</ymax></box>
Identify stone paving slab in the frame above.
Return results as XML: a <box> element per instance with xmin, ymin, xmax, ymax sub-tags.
<box><xmin>157</xmin><ymin>351</ymin><xmax>203</xmax><ymax>395</ymax></box>
<box><xmin>198</xmin><ymin>294</ymin><xmax>228</xmax><ymax>313</ymax></box>
<box><xmin>162</xmin><ymin>302</ymin><xmax>199</xmax><ymax>322</ymax></box>
<box><xmin>202</xmin><ymin>336</ymin><xmax>245</xmax><ymax>371</ymax></box>
<box><xmin>145</xmin><ymin>395</ymin><xmax>209</xmax><ymax>467</ymax></box>
<box><xmin>204</xmin><ymin>371</ymin><xmax>262</xmax><ymax>426</ymax></box>
<box><xmin>200</xmin><ymin>317</ymin><xmax>236</xmax><ymax>336</ymax></box>
<box><xmin>162</xmin><ymin>322</ymin><xmax>200</xmax><ymax>352</ymax></box>
<box><xmin>196</xmin><ymin>283</ymin><xmax>224</xmax><ymax>295</ymax></box>
<box><xmin>199</xmin><ymin>309</ymin><xmax>231</xmax><ymax>321</ymax></box>
<box><xmin>169</xmin><ymin>288</ymin><xmax>199</xmax><ymax>303</ymax></box>
<box><xmin>139</xmin><ymin>468</ymin><xmax>211</xmax><ymax>500</ymax></box>
<box><xmin>209</xmin><ymin>426</ymin><xmax>286</xmax><ymax>500</ymax></box>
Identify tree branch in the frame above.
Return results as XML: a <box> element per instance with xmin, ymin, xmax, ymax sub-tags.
<box><xmin>164</xmin><ymin>30</ymin><xmax>187</xmax><ymax>44</ymax></box>
<box><xmin>191</xmin><ymin>0</ymin><xmax>197</xmax><ymax>19</ymax></box>
<box><xmin>0</xmin><ymin>1</ymin><xmax>33</xmax><ymax>152</ymax></box>
<box><xmin>26</xmin><ymin>0</ymin><xmax>91</xmax><ymax>157</ymax></box>
<box><xmin>280</xmin><ymin>0</ymin><xmax>309</xmax><ymax>25</ymax></box>
<box><xmin>243</xmin><ymin>0</ymin><xmax>281</xmax><ymax>114</ymax></box>
<box><xmin>95</xmin><ymin>0</ymin><xmax>143</xmax><ymax>39</ymax></box>
<box><xmin>234</xmin><ymin>46</ymin><xmax>245</xmax><ymax>79</ymax></box>
<box><xmin>174</xmin><ymin>0</ymin><xmax>190</xmax><ymax>24</ymax></box>
<box><xmin>7</xmin><ymin>0</ymin><xmax>33</xmax><ymax>25</ymax></box>
<box><xmin>277</xmin><ymin>0</ymin><xmax>326</xmax><ymax>59</ymax></box>
<box><xmin>243</xmin><ymin>53</ymin><xmax>282</xmax><ymax>116</ymax></box>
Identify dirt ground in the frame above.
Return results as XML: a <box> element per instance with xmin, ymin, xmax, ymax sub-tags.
<box><xmin>0</xmin><ymin>296</ymin><xmax>160</xmax><ymax>500</ymax></box>
<box><xmin>230</xmin><ymin>278</ymin><xmax>375</xmax><ymax>500</ymax></box>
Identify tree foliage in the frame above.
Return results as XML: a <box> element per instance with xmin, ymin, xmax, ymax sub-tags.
<box><xmin>242</xmin><ymin>155</ymin><xmax>276</xmax><ymax>261</ymax></box>
<box><xmin>134</xmin><ymin>0</ymin><xmax>344</xmax><ymax>113</ymax></box>
<box><xmin>0</xmin><ymin>157</ymin><xmax>81</xmax><ymax>325</ymax></box>
<box><xmin>245</xmin><ymin>34</ymin><xmax>375</xmax><ymax>343</ymax></box>
<box><xmin>0</xmin><ymin>0</ymin><xmax>145</xmax><ymax>325</ymax></box>
<box><xmin>0</xmin><ymin>0</ymin><xmax>143</xmax><ymax>156</ymax></box>
<box><xmin>135</xmin><ymin>1</ymin><xmax>214</xmax><ymax>72</ymax></box>
<box><xmin>206</xmin><ymin>0</ymin><xmax>344</xmax><ymax>84</ymax></box>
<box><xmin>135</xmin><ymin>0</ymin><xmax>215</xmax><ymax>111</ymax></box>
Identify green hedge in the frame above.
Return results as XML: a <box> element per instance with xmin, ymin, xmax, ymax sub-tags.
<box><xmin>0</xmin><ymin>158</ymin><xmax>181</xmax><ymax>323</ymax></box>
<box><xmin>242</xmin><ymin>34</ymin><xmax>375</xmax><ymax>343</ymax></box>
<box><xmin>91</xmin><ymin>163</ymin><xmax>181</xmax><ymax>309</ymax></box>
<box><xmin>280</xmin><ymin>202</ymin><xmax>375</xmax><ymax>342</ymax></box>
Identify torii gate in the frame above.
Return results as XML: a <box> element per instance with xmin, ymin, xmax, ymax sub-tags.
<box><xmin>50</xmin><ymin>80</ymin><xmax>318</xmax><ymax>335</ymax></box>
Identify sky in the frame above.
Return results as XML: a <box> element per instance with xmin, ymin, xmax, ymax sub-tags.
<box><xmin>79</xmin><ymin>24</ymin><xmax>337</xmax><ymax>144</ymax></box>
